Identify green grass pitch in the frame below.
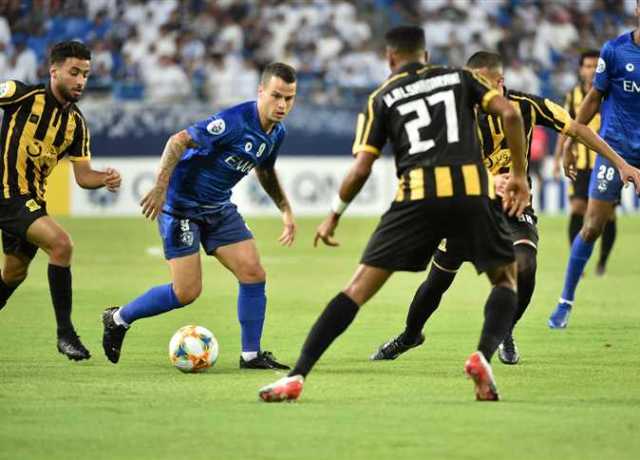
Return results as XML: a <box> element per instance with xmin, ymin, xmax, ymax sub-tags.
<box><xmin>1</xmin><ymin>215</ymin><xmax>639</xmax><ymax>460</ymax></box>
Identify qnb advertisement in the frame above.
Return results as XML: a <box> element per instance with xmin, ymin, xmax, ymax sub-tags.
<box><xmin>55</xmin><ymin>157</ymin><xmax>639</xmax><ymax>217</ymax></box>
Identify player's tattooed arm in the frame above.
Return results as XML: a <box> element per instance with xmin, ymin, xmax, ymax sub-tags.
<box><xmin>141</xmin><ymin>130</ymin><xmax>197</xmax><ymax>220</ymax></box>
<box><xmin>255</xmin><ymin>166</ymin><xmax>296</xmax><ymax>246</ymax></box>
<box><xmin>255</xmin><ymin>166</ymin><xmax>291</xmax><ymax>212</ymax></box>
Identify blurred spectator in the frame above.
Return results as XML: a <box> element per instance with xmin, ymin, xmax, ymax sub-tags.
<box><xmin>2</xmin><ymin>0</ymin><xmax>636</xmax><ymax>105</ymax></box>
<box><xmin>504</xmin><ymin>59</ymin><xmax>541</xmax><ymax>95</ymax></box>
<box><xmin>143</xmin><ymin>55</ymin><xmax>191</xmax><ymax>104</ymax></box>
<box><xmin>6</xmin><ymin>41</ymin><xmax>38</xmax><ymax>84</ymax></box>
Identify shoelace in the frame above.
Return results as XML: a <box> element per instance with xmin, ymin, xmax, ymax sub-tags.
<box><xmin>502</xmin><ymin>337</ymin><xmax>515</xmax><ymax>354</ymax></box>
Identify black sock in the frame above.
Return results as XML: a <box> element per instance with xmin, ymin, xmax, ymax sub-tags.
<box><xmin>510</xmin><ymin>245</ymin><xmax>537</xmax><ymax>332</ymax></box>
<box><xmin>289</xmin><ymin>292</ymin><xmax>359</xmax><ymax>378</ymax></box>
<box><xmin>0</xmin><ymin>270</ymin><xmax>20</xmax><ymax>310</ymax></box>
<box><xmin>404</xmin><ymin>265</ymin><xmax>457</xmax><ymax>340</ymax></box>
<box><xmin>477</xmin><ymin>286</ymin><xmax>517</xmax><ymax>361</ymax></box>
<box><xmin>598</xmin><ymin>219</ymin><xmax>616</xmax><ymax>267</ymax></box>
<box><xmin>569</xmin><ymin>213</ymin><xmax>583</xmax><ymax>245</ymax></box>
<box><xmin>48</xmin><ymin>264</ymin><xmax>74</xmax><ymax>336</ymax></box>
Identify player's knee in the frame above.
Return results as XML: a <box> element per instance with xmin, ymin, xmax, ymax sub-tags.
<box><xmin>49</xmin><ymin>233</ymin><xmax>73</xmax><ymax>263</ymax></box>
<box><xmin>488</xmin><ymin>262</ymin><xmax>517</xmax><ymax>292</ymax></box>
<box><xmin>236</xmin><ymin>262</ymin><xmax>266</xmax><ymax>284</ymax></box>
<box><xmin>2</xmin><ymin>266</ymin><xmax>28</xmax><ymax>286</ymax></box>
<box><xmin>580</xmin><ymin>222</ymin><xmax>603</xmax><ymax>243</ymax></box>
<box><xmin>173</xmin><ymin>282</ymin><xmax>202</xmax><ymax>306</ymax></box>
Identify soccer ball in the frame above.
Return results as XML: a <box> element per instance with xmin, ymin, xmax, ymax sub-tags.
<box><xmin>168</xmin><ymin>325</ymin><xmax>219</xmax><ymax>373</ymax></box>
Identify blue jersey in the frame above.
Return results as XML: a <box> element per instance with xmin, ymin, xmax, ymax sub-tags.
<box><xmin>165</xmin><ymin>101</ymin><xmax>285</xmax><ymax>214</ymax></box>
<box><xmin>593</xmin><ymin>31</ymin><xmax>640</xmax><ymax>162</ymax></box>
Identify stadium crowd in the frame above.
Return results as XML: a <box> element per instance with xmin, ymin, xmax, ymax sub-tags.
<box><xmin>0</xmin><ymin>0</ymin><xmax>637</xmax><ymax>107</ymax></box>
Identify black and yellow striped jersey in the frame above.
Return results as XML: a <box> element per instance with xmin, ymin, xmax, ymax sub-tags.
<box><xmin>563</xmin><ymin>84</ymin><xmax>600</xmax><ymax>170</ymax></box>
<box><xmin>0</xmin><ymin>80</ymin><xmax>91</xmax><ymax>202</ymax></box>
<box><xmin>478</xmin><ymin>89</ymin><xmax>572</xmax><ymax>177</ymax></box>
<box><xmin>352</xmin><ymin>62</ymin><xmax>500</xmax><ymax>201</ymax></box>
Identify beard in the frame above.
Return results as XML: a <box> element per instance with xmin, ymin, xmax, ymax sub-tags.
<box><xmin>56</xmin><ymin>82</ymin><xmax>81</xmax><ymax>103</ymax></box>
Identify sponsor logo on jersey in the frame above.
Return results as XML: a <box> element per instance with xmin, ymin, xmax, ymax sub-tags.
<box><xmin>25</xmin><ymin>199</ymin><xmax>41</xmax><ymax>212</ymax></box>
<box><xmin>225</xmin><ymin>155</ymin><xmax>255</xmax><ymax>173</ymax></box>
<box><xmin>596</xmin><ymin>57</ymin><xmax>606</xmax><ymax>73</ymax></box>
<box><xmin>626</xmin><ymin>63</ymin><xmax>635</xmax><ymax>72</ymax></box>
<box><xmin>623</xmin><ymin>80</ymin><xmax>640</xmax><ymax>93</ymax></box>
<box><xmin>206</xmin><ymin>118</ymin><xmax>225</xmax><ymax>135</ymax></box>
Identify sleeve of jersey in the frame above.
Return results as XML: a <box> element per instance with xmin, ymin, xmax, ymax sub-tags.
<box><xmin>462</xmin><ymin>70</ymin><xmax>500</xmax><ymax>112</ymax></box>
<box><xmin>593</xmin><ymin>42</ymin><xmax>613</xmax><ymax>93</ymax></box>
<box><xmin>0</xmin><ymin>80</ymin><xmax>30</xmax><ymax>107</ymax></box>
<box><xmin>527</xmin><ymin>94</ymin><xmax>572</xmax><ymax>134</ymax></box>
<box><xmin>351</xmin><ymin>94</ymin><xmax>387</xmax><ymax>156</ymax></box>
<box><xmin>186</xmin><ymin>113</ymin><xmax>236</xmax><ymax>151</ymax></box>
<box><xmin>67</xmin><ymin>114</ymin><xmax>92</xmax><ymax>161</ymax></box>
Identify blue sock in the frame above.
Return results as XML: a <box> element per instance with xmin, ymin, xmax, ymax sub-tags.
<box><xmin>560</xmin><ymin>235</ymin><xmax>595</xmax><ymax>304</ymax></box>
<box><xmin>237</xmin><ymin>282</ymin><xmax>266</xmax><ymax>352</ymax></box>
<box><xmin>119</xmin><ymin>284</ymin><xmax>185</xmax><ymax>325</ymax></box>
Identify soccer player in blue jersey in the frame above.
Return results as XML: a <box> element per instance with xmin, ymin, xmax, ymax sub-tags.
<box><xmin>101</xmin><ymin>62</ymin><xmax>297</xmax><ymax>369</ymax></box>
<box><xmin>549</xmin><ymin>3</ymin><xmax>640</xmax><ymax>328</ymax></box>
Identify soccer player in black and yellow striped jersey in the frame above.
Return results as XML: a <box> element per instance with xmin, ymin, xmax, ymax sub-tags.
<box><xmin>0</xmin><ymin>41</ymin><xmax>121</xmax><ymax>360</ymax></box>
<box><xmin>370</xmin><ymin>51</ymin><xmax>640</xmax><ymax>366</ymax></box>
<box><xmin>260</xmin><ymin>26</ymin><xmax>531</xmax><ymax>402</ymax></box>
<box><xmin>553</xmin><ymin>50</ymin><xmax>617</xmax><ymax>276</ymax></box>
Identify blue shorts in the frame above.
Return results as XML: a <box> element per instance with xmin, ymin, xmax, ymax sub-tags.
<box><xmin>588</xmin><ymin>155</ymin><xmax>640</xmax><ymax>202</ymax></box>
<box><xmin>158</xmin><ymin>205</ymin><xmax>253</xmax><ymax>260</ymax></box>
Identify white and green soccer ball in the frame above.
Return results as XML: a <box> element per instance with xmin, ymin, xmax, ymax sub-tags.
<box><xmin>168</xmin><ymin>325</ymin><xmax>219</xmax><ymax>373</ymax></box>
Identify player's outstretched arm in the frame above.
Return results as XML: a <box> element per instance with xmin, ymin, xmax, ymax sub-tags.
<box><xmin>566</xmin><ymin>121</ymin><xmax>640</xmax><ymax>194</ymax></box>
<box><xmin>141</xmin><ymin>129</ymin><xmax>197</xmax><ymax>220</ymax></box>
<box><xmin>255</xmin><ymin>166</ymin><xmax>296</xmax><ymax>246</ymax></box>
<box><xmin>72</xmin><ymin>160</ymin><xmax>122</xmax><ymax>191</ymax></box>
<box><xmin>314</xmin><ymin>151</ymin><xmax>376</xmax><ymax>247</ymax></box>
<box><xmin>485</xmin><ymin>95</ymin><xmax>530</xmax><ymax>217</ymax></box>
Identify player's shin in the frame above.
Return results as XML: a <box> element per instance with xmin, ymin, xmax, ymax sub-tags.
<box><xmin>48</xmin><ymin>264</ymin><xmax>74</xmax><ymax>335</ymax></box>
<box><xmin>477</xmin><ymin>286</ymin><xmax>517</xmax><ymax>361</ymax></box>
<box><xmin>237</xmin><ymin>281</ymin><xmax>266</xmax><ymax>358</ymax></box>
<box><xmin>512</xmin><ymin>245</ymin><xmax>537</xmax><ymax>330</ymax></box>
<box><xmin>118</xmin><ymin>284</ymin><xmax>186</xmax><ymax>325</ymax></box>
<box><xmin>569</xmin><ymin>213</ymin><xmax>583</xmax><ymax>244</ymax></box>
<box><xmin>404</xmin><ymin>265</ymin><xmax>457</xmax><ymax>340</ymax></box>
<box><xmin>560</xmin><ymin>234</ymin><xmax>595</xmax><ymax>303</ymax></box>
<box><xmin>0</xmin><ymin>271</ymin><xmax>21</xmax><ymax>310</ymax></box>
<box><xmin>289</xmin><ymin>292</ymin><xmax>359</xmax><ymax>378</ymax></box>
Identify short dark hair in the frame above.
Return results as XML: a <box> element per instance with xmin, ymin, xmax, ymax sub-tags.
<box><xmin>466</xmin><ymin>51</ymin><xmax>503</xmax><ymax>69</ymax></box>
<box><xmin>261</xmin><ymin>62</ymin><xmax>296</xmax><ymax>85</ymax></box>
<box><xmin>579</xmin><ymin>49</ymin><xmax>600</xmax><ymax>66</ymax></box>
<box><xmin>50</xmin><ymin>40</ymin><xmax>91</xmax><ymax>65</ymax></box>
<box><xmin>385</xmin><ymin>26</ymin><xmax>426</xmax><ymax>54</ymax></box>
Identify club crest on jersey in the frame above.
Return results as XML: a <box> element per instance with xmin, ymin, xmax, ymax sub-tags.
<box><xmin>597</xmin><ymin>179</ymin><xmax>608</xmax><ymax>193</ymax></box>
<box><xmin>596</xmin><ymin>58</ymin><xmax>606</xmax><ymax>73</ymax></box>
<box><xmin>206</xmin><ymin>119</ymin><xmax>225</xmax><ymax>135</ymax></box>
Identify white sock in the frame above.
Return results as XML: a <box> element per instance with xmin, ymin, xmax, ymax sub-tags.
<box><xmin>242</xmin><ymin>351</ymin><xmax>258</xmax><ymax>361</ymax></box>
<box><xmin>113</xmin><ymin>309</ymin><xmax>130</xmax><ymax>328</ymax></box>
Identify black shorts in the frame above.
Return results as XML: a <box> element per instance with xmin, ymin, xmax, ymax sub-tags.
<box><xmin>0</xmin><ymin>195</ymin><xmax>47</xmax><ymax>260</ymax></box>
<box><xmin>360</xmin><ymin>196</ymin><xmax>515</xmax><ymax>274</ymax></box>
<box><xmin>569</xmin><ymin>169</ymin><xmax>592</xmax><ymax>200</ymax></box>
<box><xmin>433</xmin><ymin>203</ymin><xmax>538</xmax><ymax>271</ymax></box>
